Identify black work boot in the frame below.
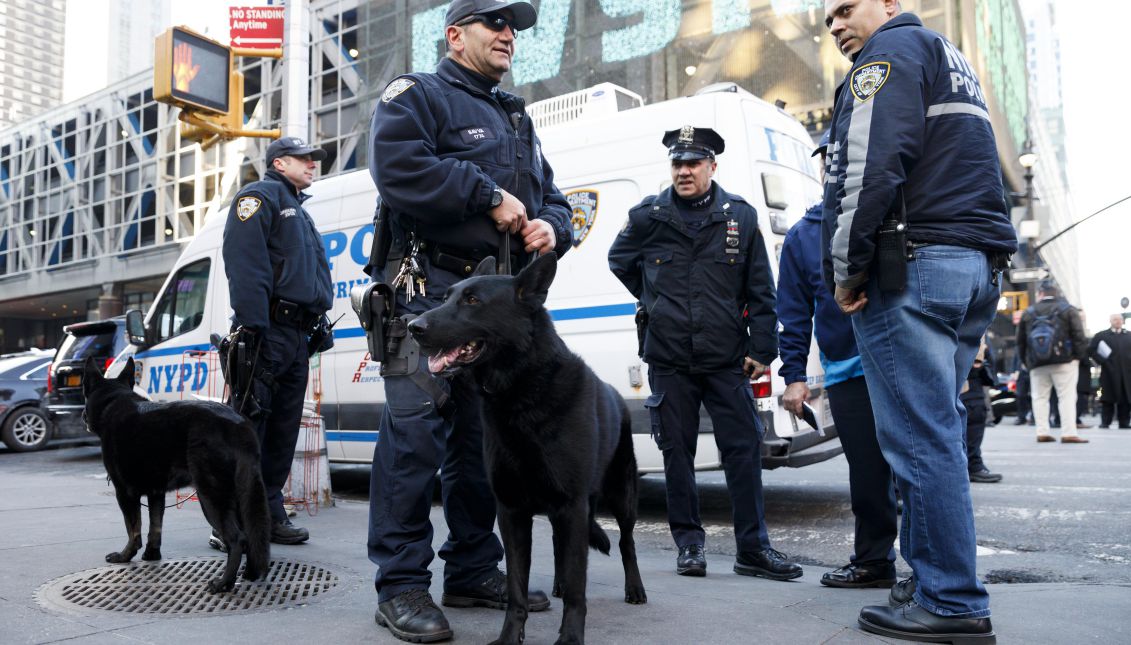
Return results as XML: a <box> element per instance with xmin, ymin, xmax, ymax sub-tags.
<box><xmin>734</xmin><ymin>548</ymin><xmax>803</xmax><ymax>581</ymax></box>
<box><xmin>375</xmin><ymin>588</ymin><xmax>453</xmax><ymax>643</ymax></box>
<box><xmin>270</xmin><ymin>518</ymin><xmax>309</xmax><ymax>545</ymax></box>
<box><xmin>442</xmin><ymin>568</ymin><xmax>551</xmax><ymax>612</ymax></box>
<box><xmin>889</xmin><ymin>575</ymin><xmax>916</xmax><ymax>606</ymax></box>
<box><xmin>676</xmin><ymin>544</ymin><xmax>707</xmax><ymax>576</ymax></box>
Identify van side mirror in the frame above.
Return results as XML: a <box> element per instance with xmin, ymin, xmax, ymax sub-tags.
<box><xmin>125</xmin><ymin>309</ymin><xmax>149</xmax><ymax>349</ymax></box>
<box><xmin>761</xmin><ymin>173</ymin><xmax>789</xmax><ymax>210</ymax></box>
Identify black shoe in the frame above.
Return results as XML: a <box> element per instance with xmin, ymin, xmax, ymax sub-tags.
<box><xmin>734</xmin><ymin>548</ymin><xmax>803</xmax><ymax>581</ymax></box>
<box><xmin>375</xmin><ymin>588</ymin><xmax>453</xmax><ymax>643</ymax></box>
<box><xmin>676</xmin><ymin>544</ymin><xmax>707</xmax><ymax>577</ymax></box>
<box><xmin>441</xmin><ymin>569</ymin><xmax>550</xmax><ymax>612</ymax></box>
<box><xmin>969</xmin><ymin>469</ymin><xmax>1003</xmax><ymax>484</ymax></box>
<box><xmin>208</xmin><ymin>529</ymin><xmax>228</xmax><ymax>553</ymax></box>
<box><xmin>820</xmin><ymin>562</ymin><xmax>896</xmax><ymax>588</ymax></box>
<box><xmin>270</xmin><ymin>518</ymin><xmax>309</xmax><ymax>544</ymax></box>
<box><xmin>859</xmin><ymin>601</ymin><xmax>995</xmax><ymax>644</ymax></box>
<box><xmin>889</xmin><ymin>575</ymin><xmax>916</xmax><ymax>606</ymax></box>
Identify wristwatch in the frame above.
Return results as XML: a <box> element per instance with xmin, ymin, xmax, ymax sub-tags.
<box><xmin>489</xmin><ymin>187</ymin><xmax>504</xmax><ymax>208</ymax></box>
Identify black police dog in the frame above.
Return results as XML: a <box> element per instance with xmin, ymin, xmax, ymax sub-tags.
<box><xmin>82</xmin><ymin>357</ymin><xmax>270</xmax><ymax>594</ymax></box>
<box><xmin>409</xmin><ymin>253</ymin><xmax>647</xmax><ymax>645</ymax></box>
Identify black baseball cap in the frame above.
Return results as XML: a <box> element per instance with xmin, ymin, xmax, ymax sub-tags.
<box><xmin>662</xmin><ymin>126</ymin><xmax>725</xmax><ymax>161</ymax></box>
<box><xmin>812</xmin><ymin>129</ymin><xmax>831</xmax><ymax>157</ymax></box>
<box><xmin>266</xmin><ymin>136</ymin><xmax>328</xmax><ymax>165</ymax></box>
<box><xmin>444</xmin><ymin>0</ymin><xmax>537</xmax><ymax>31</ymax></box>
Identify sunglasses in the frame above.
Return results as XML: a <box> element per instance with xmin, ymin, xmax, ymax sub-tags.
<box><xmin>456</xmin><ymin>12</ymin><xmax>517</xmax><ymax>33</ymax></box>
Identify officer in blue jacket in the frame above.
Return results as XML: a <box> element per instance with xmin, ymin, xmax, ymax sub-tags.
<box><xmin>777</xmin><ymin>131</ymin><xmax>896</xmax><ymax>590</ymax></box>
<box><xmin>220</xmin><ymin>136</ymin><xmax>333</xmax><ymax>547</ymax></box>
<box><xmin>822</xmin><ymin>1</ymin><xmax>1016</xmax><ymax>642</ymax></box>
<box><xmin>608</xmin><ymin>126</ymin><xmax>801</xmax><ymax>583</ymax></box>
<box><xmin>367</xmin><ymin>0</ymin><xmax>569</xmax><ymax>640</ymax></box>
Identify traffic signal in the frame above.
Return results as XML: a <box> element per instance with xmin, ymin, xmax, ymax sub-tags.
<box><xmin>154</xmin><ymin>26</ymin><xmax>231</xmax><ymax>115</ymax></box>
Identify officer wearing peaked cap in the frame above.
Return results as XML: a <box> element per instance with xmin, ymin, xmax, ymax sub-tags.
<box><xmin>219</xmin><ymin>135</ymin><xmax>333</xmax><ymax>549</ymax></box>
<box><xmin>609</xmin><ymin>126</ymin><xmax>802</xmax><ymax>582</ymax></box>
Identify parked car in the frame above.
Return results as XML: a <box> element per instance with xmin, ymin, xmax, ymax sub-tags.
<box><xmin>0</xmin><ymin>350</ymin><xmax>54</xmax><ymax>451</ymax></box>
<box><xmin>43</xmin><ymin>317</ymin><xmax>129</xmax><ymax>443</ymax></box>
<box><xmin>990</xmin><ymin>372</ymin><xmax>1018</xmax><ymax>425</ymax></box>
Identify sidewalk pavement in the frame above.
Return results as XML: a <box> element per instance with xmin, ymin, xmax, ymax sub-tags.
<box><xmin>1</xmin><ymin>462</ymin><xmax>1127</xmax><ymax>644</ymax></box>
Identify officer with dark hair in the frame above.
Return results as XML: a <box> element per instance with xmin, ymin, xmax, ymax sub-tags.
<box><xmin>367</xmin><ymin>0</ymin><xmax>571</xmax><ymax>640</ymax></box>
<box><xmin>218</xmin><ymin>136</ymin><xmax>333</xmax><ymax>548</ymax></box>
<box><xmin>822</xmin><ymin>0</ymin><xmax>1016</xmax><ymax>641</ymax></box>
<box><xmin>608</xmin><ymin>126</ymin><xmax>801</xmax><ymax>583</ymax></box>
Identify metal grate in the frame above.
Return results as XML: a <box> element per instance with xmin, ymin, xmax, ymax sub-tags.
<box><xmin>37</xmin><ymin>558</ymin><xmax>339</xmax><ymax>615</ymax></box>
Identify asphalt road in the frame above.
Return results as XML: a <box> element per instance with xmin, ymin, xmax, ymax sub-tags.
<box><xmin>324</xmin><ymin>412</ymin><xmax>1131</xmax><ymax>586</ymax></box>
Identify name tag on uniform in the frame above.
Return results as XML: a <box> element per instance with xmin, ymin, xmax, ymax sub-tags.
<box><xmin>459</xmin><ymin>127</ymin><xmax>495</xmax><ymax>144</ymax></box>
<box><xmin>280</xmin><ymin>208</ymin><xmax>297</xmax><ymax>218</ymax></box>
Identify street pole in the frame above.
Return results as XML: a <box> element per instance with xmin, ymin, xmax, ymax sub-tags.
<box><xmin>281</xmin><ymin>0</ymin><xmax>310</xmax><ymax>142</ymax></box>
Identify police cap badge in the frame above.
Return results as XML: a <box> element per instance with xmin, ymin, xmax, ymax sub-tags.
<box><xmin>662</xmin><ymin>126</ymin><xmax>725</xmax><ymax>161</ymax></box>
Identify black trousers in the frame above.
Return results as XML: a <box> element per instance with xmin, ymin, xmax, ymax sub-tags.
<box><xmin>646</xmin><ymin>366</ymin><xmax>769</xmax><ymax>553</ymax></box>
<box><xmin>961</xmin><ymin>388</ymin><xmax>988</xmax><ymax>473</ymax></box>
<box><xmin>254</xmin><ymin>324</ymin><xmax>310</xmax><ymax>523</ymax></box>
<box><xmin>825</xmin><ymin>376</ymin><xmax>897</xmax><ymax>565</ymax></box>
<box><xmin>1101</xmin><ymin>400</ymin><xmax>1131</xmax><ymax>428</ymax></box>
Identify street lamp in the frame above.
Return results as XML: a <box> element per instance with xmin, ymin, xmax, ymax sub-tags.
<box><xmin>1018</xmin><ymin>142</ymin><xmax>1038</xmax><ymax>266</ymax></box>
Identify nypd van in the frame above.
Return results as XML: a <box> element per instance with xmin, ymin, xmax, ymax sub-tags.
<box><xmin>118</xmin><ymin>82</ymin><xmax>842</xmax><ymax>473</ymax></box>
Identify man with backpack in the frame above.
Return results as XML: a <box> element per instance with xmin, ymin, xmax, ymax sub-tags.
<box><xmin>1016</xmin><ymin>282</ymin><xmax>1089</xmax><ymax>443</ymax></box>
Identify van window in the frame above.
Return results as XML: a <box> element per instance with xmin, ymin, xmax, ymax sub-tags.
<box><xmin>58</xmin><ymin>331</ymin><xmax>117</xmax><ymax>363</ymax></box>
<box><xmin>151</xmin><ymin>258</ymin><xmax>210</xmax><ymax>343</ymax></box>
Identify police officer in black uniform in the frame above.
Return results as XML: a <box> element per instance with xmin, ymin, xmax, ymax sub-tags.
<box><xmin>608</xmin><ymin>126</ymin><xmax>802</xmax><ymax>582</ymax></box>
<box><xmin>366</xmin><ymin>0</ymin><xmax>571</xmax><ymax>640</ymax></box>
<box><xmin>219</xmin><ymin>136</ymin><xmax>333</xmax><ymax>547</ymax></box>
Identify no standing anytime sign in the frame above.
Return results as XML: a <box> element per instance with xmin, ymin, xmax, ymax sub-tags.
<box><xmin>229</xmin><ymin>6</ymin><xmax>285</xmax><ymax>49</ymax></box>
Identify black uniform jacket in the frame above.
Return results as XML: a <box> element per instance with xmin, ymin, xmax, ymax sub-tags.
<box><xmin>368</xmin><ymin>58</ymin><xmax>571</xmax><ymax>265</ymax></box>
<box><xmin>608</xmin><ymin>183</ymin><xmax>777</xmax><ymax>373</ymax></box>
<box><xmin>222</xmin><ymin>169</ymin><xmax>333</xmax><ymax>331</ymax></box>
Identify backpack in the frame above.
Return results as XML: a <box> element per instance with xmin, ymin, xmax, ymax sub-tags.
<box><xmin>1026</xmin><ymin>304</ymin><xmax>1074</xmax><ymax>367</ymax></box>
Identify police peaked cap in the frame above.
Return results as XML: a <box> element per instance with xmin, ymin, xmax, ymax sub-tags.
<box><xmin>267</xmin><ymin>137</ymin><xmax>327</xmax><ymax>164</ymax></box>
<box><xmin>445</xmin><ymin>0</ymin><xmax>538</xmax><ymax>31</ymax></box>
<box><xmin>663</xmin><ymin>126</ymin><xmax>725</xmax><ymax>160</ymax></box>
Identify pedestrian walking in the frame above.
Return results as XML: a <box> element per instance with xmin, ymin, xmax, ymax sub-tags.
<box><xmin>1090</xmin><ymin>314</ymin><xmax>1131</xmax><ymax>428</ymax></box>
<box><xmin>1016</xmin><ymin>283</ymin><xmax>1089</xmax><ymax>443</ymax></box>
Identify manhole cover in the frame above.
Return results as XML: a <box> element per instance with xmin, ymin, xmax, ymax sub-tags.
<box><xmin>37</xmin><ymin>558</ymin><xmax>340</xmax><ymax>615</ymax></box>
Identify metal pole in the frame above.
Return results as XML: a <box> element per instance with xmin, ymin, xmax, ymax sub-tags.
<box><xmin>281</xmin><ymin>0</ymin><xmax>309</xmax><ymax>141</ymax></box>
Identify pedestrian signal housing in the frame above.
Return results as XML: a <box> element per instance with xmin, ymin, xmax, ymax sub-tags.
<box><xmin>154</xmin><ymin>26</ymin><xmax>231</xmax><ymax>115</ymax></box>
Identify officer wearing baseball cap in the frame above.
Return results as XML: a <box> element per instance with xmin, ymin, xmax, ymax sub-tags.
<box><xmin>368</xmin><ymin>0</ymin><xmax>569</xmax><ymax>640</ymax></box>
<box><xmin>216</xmin><ymin>135</ymin><xmax>333</xmax><ymax>551</ymax></box>
<box><xmin>610</xmin><ymin>126</ymin><xmax>802</xmax><ymax>583</ymax></box>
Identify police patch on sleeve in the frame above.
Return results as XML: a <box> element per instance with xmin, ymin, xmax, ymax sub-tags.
<box><xmin>381</xmin><ymin>78</ymin><xmax>416</xmax><ymax>103</ymax></box>
<box><xmin>237</xmin><ymin>196</ymin><xmax>261</xmax><ymax>221</ymax></box>
<box><xmin>850</xmin><ymin>62</ymin><xmax>891</xmax><ymax>102</ymax></box>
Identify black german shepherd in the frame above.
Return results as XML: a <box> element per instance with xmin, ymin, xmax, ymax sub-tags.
<box><xmin>82</xmin><ymin>357</ymin><xmax>271</xmax><ymax>594</ymax></box>
<box><xmin>409</xmin><ymin>254</ymin><xmax>646</xmax><ymax>645</ymax></box>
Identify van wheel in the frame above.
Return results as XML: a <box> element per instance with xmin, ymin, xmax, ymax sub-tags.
<box><xmin>2</xmin><ymin>407</ymin><xmax>51</xmax><ymax>452</ymax></box>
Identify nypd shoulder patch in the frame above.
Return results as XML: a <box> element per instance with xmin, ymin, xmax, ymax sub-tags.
<box><xmin>237</xmin><ymin>196</ymin><xmax>262</xmax><ymax>221</ymax></box>
<box><xmin>382</xmin><ymin>78</ymin><xmax>416</xmax><ymax>103</ymax></box>
<box><xmin>850</xmin><ymin>62</ymin><xmax>891</xmax><ymax>102</ymax></box>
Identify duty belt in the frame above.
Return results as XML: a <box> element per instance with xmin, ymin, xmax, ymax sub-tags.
<box><xmin>270</xmin><ymin>298</ymin><xmax>320</xmax><ymax>330</ymax></box>
<box><xmin>423</xmin><ymin>242</ymin><xmax>517</xmax><ymax>277</ymax></box>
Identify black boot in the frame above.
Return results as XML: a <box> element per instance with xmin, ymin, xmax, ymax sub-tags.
<box><xmin>676</xmin><ymin>544</ymin><xmax>707</xmax><ymax>576</ymax></box>
<box><xmin>375</xmin><ymin>589</ymin><xmax>453</xmax><ymax>643</ymax></box>
<box><xmin>820</xmin><ymin>562</ymin><xmax>896</xmax><ymax>588</ymax></box>
<box><xmin>859</xmin><ymin>601</ymin><xmax>995</xmax><ymax>644</ymax></box>
<box><xmin>441</xmin><ymin>568</ymin><xmax>551</xmax><ymax>612</ymax></box>
<box><xmin>270</xmin><ymin>518</ymin><xmax>309</xmax><ymax>544</ymax></box>
<box><xmin>734</xmin><ymin>548</ymin><xmax>803</xmax><ymax>581</ymax></box>
<box><xmin>889</xmin><ymin>575</ymin><xmax>916</xmax><ymax>606</ymax></box>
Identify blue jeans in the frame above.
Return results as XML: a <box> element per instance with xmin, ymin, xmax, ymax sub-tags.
<box><xmin>851</xmin><ymin>245</ymin><xmax>999</xmax><ymax>618</ymax></box>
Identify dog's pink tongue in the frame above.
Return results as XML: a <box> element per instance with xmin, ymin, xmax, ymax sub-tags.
<box><xmin>428</xmin><ymin>348</ymin><xmax>461</xmax><ymax>374</ymax></box>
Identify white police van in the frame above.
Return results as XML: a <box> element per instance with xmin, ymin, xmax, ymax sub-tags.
<box><xmin>119</xmin><ymin>82</ymin><xmax>842</xmax><ymax>473</ymax></box>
